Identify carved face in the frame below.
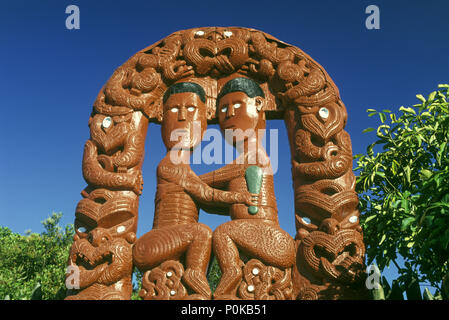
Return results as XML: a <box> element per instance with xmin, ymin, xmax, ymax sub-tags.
<box><xmin>217</xmin><ymin>91</ymin><xmax>265</xmax><ymax>145</ymax></box>
<box><xmin>296</xmin><ymin>215</ymin><xmax>365</xmax><ymax>284</ymax></box>
<box><xmin>71</xmin><ymin>227</ymin><xmax>114</xmax><ymax>270</ymax></box>
<box><xmin>161</xmin><ymin>92</ymin><xmax>207</xmax><ymax>150</ymax></box>
<box><xmin>298</xmin><ymin>228</ymin><xmax>365</xmax><ymax>284</ymax></box>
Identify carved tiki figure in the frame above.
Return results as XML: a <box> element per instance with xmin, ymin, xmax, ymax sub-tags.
<box><xmin>200</xmin><ymin>77</ymin><xmax>296</xmax><ymax>300</ymax></box>
<box><xmin>132</xmin><ymin>82</ymin><xmax>256</xmax><ymax>300</ymax></box>
<box><xmin>67</xmin><ymin>26</ymin><xmax>368</xmax><ymax>300</ymax></box>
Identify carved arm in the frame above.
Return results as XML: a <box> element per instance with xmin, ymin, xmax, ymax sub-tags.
<box><xmin>158</xmin><ymin>165</ymin><xmax>252</xmax><ymax>207</ymax></box>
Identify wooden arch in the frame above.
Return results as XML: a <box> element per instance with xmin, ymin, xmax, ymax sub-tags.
<box><xmin>66</xmin><ymin>27</ymin><xmax>368</xmax><ymax>300</ymax></box>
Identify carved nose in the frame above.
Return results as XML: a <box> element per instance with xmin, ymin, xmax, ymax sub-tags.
<box><xmin>178</xmin><ymin>107</ymin><xmax>187</xmax><ymax>121</ymax></box>
<box><xmin>226</xmin><ymin>105</ymin><xmax>235</xmax><ymax>118</ymax></box>
<box><xmin>319</xmin><ymin>218</ymin><xmax>340</xmax><ymax>235</ymax></box>
<box><xmin>88</xmin><ymin>228</ymin><xmax>111</xmax><ymax>247</ymax></box>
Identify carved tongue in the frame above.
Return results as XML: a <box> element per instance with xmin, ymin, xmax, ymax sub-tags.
<box><xmin>320</xmin><ymin>257</ymin><xmax>340</xmax><ymax>280</ymax></box>
<box><xmin>333</xmin><ymin>251</ymin><xmax>349</xmax><ymax>266</ymax></box>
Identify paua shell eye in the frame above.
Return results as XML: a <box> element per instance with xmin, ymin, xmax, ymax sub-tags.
<box><xmin>319</xmin><ymin>107</ymin><xmax>329</xmax><ymax>120</ymax></box>
<box><xmin>77</xmin><ymin>226</ymin><xmax>87</xmax><ymax>233</ymax></box>
<box><xmin>302</xmin><ymin>217</ymin><xmax>311</xmax><ymax>225</ymax></box>
<box><xmin>349</xmin><ymin>216</ymin><xmax>358</xmax><ymax>224</ymax></box>
<box><xmin>102</xmin><ymin>117</ymin><xmax>112</xmax><ymax>128</ymax></box>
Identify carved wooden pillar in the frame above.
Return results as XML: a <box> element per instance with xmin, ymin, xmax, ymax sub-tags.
<box><xmin>66</xmin><ymin>109</ymin><xmax>148</xmax><ymax>299</ymax></box>
<box><xmin>282</xmin><ymin>66</ymin><xmax>369</xmax><ymax>300</ymax></box>
<box><xmin>65</xmin><ymin>54</ymin><xmax>156</xmax><ymax>300</ymax></box>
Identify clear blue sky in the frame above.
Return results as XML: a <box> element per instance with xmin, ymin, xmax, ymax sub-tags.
<box><xmin>1</xmin><ymin>0</ymin><xmax>448</xmax><ymax>293</ymax></box>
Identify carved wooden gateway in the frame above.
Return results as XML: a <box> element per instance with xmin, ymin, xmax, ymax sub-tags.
<box><xmin>65</xmin><ymin>27</ymin><xmax>369</xmax><ymax>300</ymax></box>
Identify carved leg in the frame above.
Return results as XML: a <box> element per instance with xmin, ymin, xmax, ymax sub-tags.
<box><xmin>133</xmin><ymin>223</ymin><xmax>212</xmax><ymax>299</ymax></box>
<box><xmin>212</xmin><ymin>220</ymin><xmax>296</xmax><ymax>299</ymax></box>
<box><xmin>133</xmin><ymin>226</ymin><xmax>191</xmax><ymax>269</ymax></box>
<box><xmin>212</xmin><ymin>223</ymin><xmax>243</xmax><ymax>299</ymax></box>
<box><xmin>183</xmin><ymin>223</ymin><xmax>212</xmax><ymax>299</ymax></box>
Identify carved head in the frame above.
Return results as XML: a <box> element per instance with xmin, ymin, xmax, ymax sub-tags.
<box><xmin>217</xmin><ymin>77</ymin><xmax>266</xmax><ymax>145</ymax></box>
<box><xmin>161</xmin><ymin>82</ymin><xmax>208</xmax><ymax>150</ymax></box>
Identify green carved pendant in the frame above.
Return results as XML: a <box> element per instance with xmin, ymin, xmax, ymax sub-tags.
<box><xmin>245</xmin><ymin>166</ymin><xmax>263</xmax><ymax>215</ymax></box>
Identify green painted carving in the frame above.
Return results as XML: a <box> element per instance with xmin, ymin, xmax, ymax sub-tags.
<box><xmin>245</xmin><ymin>166</ymin><xmax>263</xmax><ymax>215</ymax></box>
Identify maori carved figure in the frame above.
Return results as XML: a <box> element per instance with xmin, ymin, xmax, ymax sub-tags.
<box><xmin>68</xmin><ymin>26</ymin><xmax>367</xmax><ymax>300</ymax></box>
<box><xmin>200</xmin><ymin>78</ymin><xmax>296</xmax><ymax>300</ymax></box>
<box><xmin>132</xmin><ymin>82</ymin><xmax>255</xmax><ymax>300</ymax></box>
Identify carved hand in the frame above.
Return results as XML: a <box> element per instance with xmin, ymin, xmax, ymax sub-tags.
<box><xmin>243</xmin><ymin>192</ymin><xmax>259</xmax><ymax>207</ymax></box>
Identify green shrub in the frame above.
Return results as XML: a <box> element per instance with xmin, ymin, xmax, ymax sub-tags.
<box><xmin>0</xmin><ymin>212</ymin><xmax>73</xmax><ymax>300</ymax></box>
<box><xmin>356</xmin><ymin>84</ymin><xmax>449</xmax><ymax>298</ymax></box>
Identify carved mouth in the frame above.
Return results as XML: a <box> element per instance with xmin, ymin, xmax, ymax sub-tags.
<box><xmin>75</xmin><ymin>251</ymin><xmax>112</xmax><ymax>270</ymax></box>
<box><xmin>72</xmin><ymin>239</ymin><xmax>113</xmax><ymax>270</ymax></box>
<box><xmin>313</xmin><ymin>242</ymin><xmax>357</xmax><ymax>264</ymax></box>
<box><xmin>315</xmin><ymin>242</ymin><xmax>360</xmax><ymax>281</ymax></box>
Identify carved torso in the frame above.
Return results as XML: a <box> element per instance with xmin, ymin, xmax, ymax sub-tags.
<box><xmin>201</xmin><ymin>147</ymin><xmax>278</xmax><ymax>222</ymax></box>
<box><xmin>153</xmin><ymin>162</ymin><xmax>199</xmax><ymax>228</ymax></box>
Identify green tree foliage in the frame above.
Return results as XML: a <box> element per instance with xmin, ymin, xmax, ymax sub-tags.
<box><xmin>355</xmin><ymin>84</ymin><xmax>449</xmax><ymax>298</ymax></box>
<box><xmin>131</xmin><ymin>268</ymin><xmax>143</xmax><ymax>300</ymax></box>
<box><xmin>1</xmin><ymin>212</ymin><xmax>146</xmax><ymax>300</ymax></box>
<box><xmin>207</xmin><ymin>256</ymin><xmax>222</xmax><ymax>294</ymax></box>
<box><xmin>0</xmin><ymin>212</ymin><xmax>74</xmax><ymax>300</ymax></box>
<box><xmin>0</xmin><ymin>211</ymin><xmax>220</xmax><ymax>300</ymax></box>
